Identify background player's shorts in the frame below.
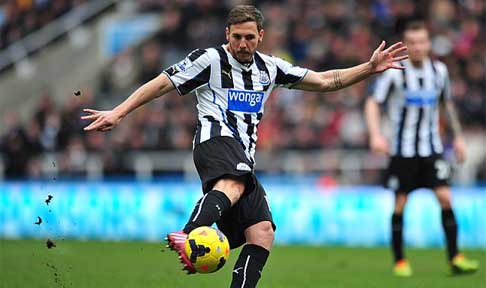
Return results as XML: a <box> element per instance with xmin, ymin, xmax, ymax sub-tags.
<box><xmin>193</xmin><ymin>136</ymin><xmax>275</xmax><ymax>249</ymax></box>
<box><xmin>384</xmin><ymin>154</ymin><xmax>451</xmax><ymax>194</ymax></box>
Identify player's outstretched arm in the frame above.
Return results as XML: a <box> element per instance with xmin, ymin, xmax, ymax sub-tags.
<box><xmin>294</xmin><ymin>41</ymin><xmax>408</xmax><ymax>92</ymax></box>
<box><xmin>82</xmin><ymin>73</ymin><xmax>175</xmax><ymax>132</ymax></box>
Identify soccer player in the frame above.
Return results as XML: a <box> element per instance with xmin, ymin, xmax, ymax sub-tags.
<box><xmin>365</xmin><ymin>21</ymin><xmax>479</xmax><ymax>277</ymax></box>
<box><xmin>82</xmin><ymin>5</ymin><xmax>407</xmax><ymax>287</ymax></box>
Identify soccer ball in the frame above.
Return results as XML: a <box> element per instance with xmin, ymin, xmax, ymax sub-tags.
<box><xmin>184</xmin><ymin>226</ymin><xmax>230</xmax><ymax>273</ymax></box>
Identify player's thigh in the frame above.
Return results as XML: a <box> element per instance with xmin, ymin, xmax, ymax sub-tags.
<box><xmin>385</xmin><ymin>157</ymin><xmax>419</xmax><ymax>193</ymax></box>
<box><xmin>193</xmin><ymin>136</ymin><xmax>255</xmax><ymax>199</ymax></box>
<box><xmin>421</xmin><ymin>155</ymin><xmax>452</xmax><ymax>189</ymax></box>
<box><xmin>216</xmin><ymin>178</ymin><xmax>275</xmax><ymax>249</ymax></box>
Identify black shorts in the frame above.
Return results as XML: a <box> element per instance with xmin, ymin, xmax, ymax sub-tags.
<box><xmin>384</xmin><ymin>154</ymin><xmax>451</xmax><ymax>194</ymax></box>
<box><xmin>193</xmin><ymin>136</ymin><xmax>275</xmax><ymax>249</ymax></box>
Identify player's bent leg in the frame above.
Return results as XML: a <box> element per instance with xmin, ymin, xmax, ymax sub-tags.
<box><xmin>166</xmin><ymin>176</ymin><xmax>246</xmax><ymax>274</ymax></box>
<box><xmin>392</xmin><ymin>192</ymin><xmax>412</xmax><ymax>277</ymax></box>
<box><xmin>433</xmin><ymin>186</ymin><xmax>479</xmax><ymax>274</ymax></box>
<box><xmin>230</xmin><ymin>221</ymin><xmax>274</xmax><ymax>288</ymax></box>
<box><xmin>184</xmin><ymin>176</ymin><xmax>245</xmax><ymax>234</ymax></box>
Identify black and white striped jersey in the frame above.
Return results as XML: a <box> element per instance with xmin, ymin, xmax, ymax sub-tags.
<box><xmin>163</xmin><ymin>44</ymin><xmax>308</xmax><ymax>163</ymax></box>
<box><xmin>372</xmin><ymin>58</ymin><xmax>451</xmax><ymax>157</ymax></box>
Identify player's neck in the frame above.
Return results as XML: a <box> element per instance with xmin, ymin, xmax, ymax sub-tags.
<box><xmin>410</xmin><ymin>59</ymin><xmax>425</xmax><ymax>68</ymax></box>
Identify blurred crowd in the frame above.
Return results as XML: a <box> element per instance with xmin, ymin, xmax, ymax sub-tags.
<box><xmin>0</xmin><ymin>0</ymin><xmax>91</xmax><ymax>49</ymax></box>
<box><xmin>1</xmin><ymin>0</ymin><xmax>485</xmax><ymax>180</ymax></box>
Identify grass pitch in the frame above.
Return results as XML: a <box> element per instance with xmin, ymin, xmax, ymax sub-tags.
<box><xmin>1</xmin><ymin>239</ymin><xmax>484</xmax><ymax>288</ymax></box>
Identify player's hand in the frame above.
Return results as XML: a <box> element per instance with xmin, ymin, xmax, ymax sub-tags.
<box><xmin>453</xmin><ymin>136</ymin><xmax>467</xmax><ymax>164</ymax></box>
<box><xmin>369</xmin><ymin>134</ymin><xmax>390</xmax><ymax>155</ymax></box>
<box><xmin>81</xmin><ymin>109</ymin><xmax>122</xmax><ymax>132</ymax></box>
<box><xmin>369</xmin><ymin>41</ymin><xmax>408</xmax><ymax>73</ymax></box>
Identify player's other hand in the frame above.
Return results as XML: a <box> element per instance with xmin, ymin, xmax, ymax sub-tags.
<box><xmin>81</xmin><ymin>109</ymin><xmax>122</xmax><ymax>132</ymax></box>
<box><xmin>370</xmin><ymin>134</ymin><xmax>390</xmax><ymax>155</ymax></box>
<box><xmin>453</xmin><ymin>136</ymin><xmax>467</xmax><ymax>164</ymax></box>
<box><xmin>369</xmin><ymin>41</ymin><xmax>408</xmax><ymax>73</ymax></box>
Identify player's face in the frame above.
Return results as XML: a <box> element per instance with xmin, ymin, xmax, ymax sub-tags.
<box><xmin>226</xmin><ymin>21</ymin><xmax>264</xmax><ymax>63</ymax></box>
<box><xmin>403</xmin><ymin>29</ymin><xmax>431</xmax><ymax>63</ymax></box>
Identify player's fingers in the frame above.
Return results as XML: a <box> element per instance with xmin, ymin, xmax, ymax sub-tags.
<box><xmin>392</xmin><ymin>55</ymin><xmax>409</xmax><ymax>62</ymax></box>
<box><xmin>390</xmin><ymin>46</ymin><xmax>408</xmax><ymax>56</ymax></box>
<box><xmin>384</xmin><ymin>42</ymin><xmax>403</xmax><ymax>53</ymax></box>
<box><xmin>84</xmin><ymin>117</ymin><xmax>105</xmax><ymax>131</ymax></box>
<box><xmin>99</xmin><ymin>126</ymin><xmax>113</xmax><ymax>132</ymax></box>
<box><xmin>390</xmin><ymin>64</ymin><xmax>406</xmax><ymax>70</ymax></box>
<box><xmin>377</xmin><ymin>40</ymin><xmax>386</xmax><ymax>51</ymax></box>
<box><xmin>83</xmin><ymin>109</ymin><xmax>99</xmax><ymax>114</ymax></box>
<box><xmin>80</xmin><ymin>114</ymin><xmax>99</xmax><ymax>120</ymax></box>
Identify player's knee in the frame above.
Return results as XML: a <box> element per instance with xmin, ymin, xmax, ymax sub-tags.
<box><xmin>245</xmin><ymin>221</ymin><xmax>274</xmax><ymax>250</ymax></box>
<box><xmin>394</xmin><ymin>194</ymin><xmax>408</xmax><ymax>213</ymax></box>
<box><xmin>438</xmin><ymin>197</ymin><xmax>452</xmax><ymax>209</ymax></box>
<box><xmin>434</xmin><ymin>186</ymin><xmax>452</xmax><ymax>209</ymax></box>
<box><xmin>213</xmin><ymin>176</ymin><xmax>246</xmax><ymax>204</ymax></box>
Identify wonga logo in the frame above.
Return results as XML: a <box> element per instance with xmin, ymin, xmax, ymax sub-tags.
<box><xmin>227</xmin><ymin>89</ymin><xmax>264</xmax><ymax>113</ymax></box>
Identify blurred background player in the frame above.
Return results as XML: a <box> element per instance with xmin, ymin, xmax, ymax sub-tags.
<box><xmin>82</xmin><ymin>4</ymin><xmax>407</xmax><ymax>287</ymax></box>
<box><xmin>365</xmin><ymin>21</ymin><xmax>479</xmax><ymax>277</ymax></box>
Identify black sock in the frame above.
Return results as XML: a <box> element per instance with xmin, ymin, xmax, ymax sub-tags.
<box><xmin>183</xmin><ymin>190</ymin><xmax>231</xmax><ymax>234</ymax></box>
<box><xmin>391</xmin><ymin>213</ymin><xmax>404</xmax><ymax>263</ymax></box>
<box><xmin>230</xmin><ymin>244</ymin><xmax>269</xmax><ymax>288</ymax></box>
<box><xmin>441</xmin><ymin>208</ymin><xmax>459</xmax><ymax>261</ymax></box>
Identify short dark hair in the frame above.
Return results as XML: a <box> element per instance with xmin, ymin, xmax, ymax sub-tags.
<box><xmin>403</xmin><ymin>20</ymin><xmax>428</xmax><ymax>35</ymax></box>
<box><xmin>227</xmin><ymin>5</ymin><xmax>264</xmax><ymax>31</ymax></box>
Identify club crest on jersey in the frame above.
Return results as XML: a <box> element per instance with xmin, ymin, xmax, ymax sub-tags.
<box><xmin>259</xmin><ymin>71</ymin><xmax>270</xmax><ymax>85</ymax></box>
<box><xmin>227</xmin><ymin>89</ymin><xmax>263</xmax><ymax>113</ymax></box>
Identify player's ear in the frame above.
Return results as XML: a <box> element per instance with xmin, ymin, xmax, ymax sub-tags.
<box><xmin>225</xmin><ymin>27</ymin><xmax>230</xmax><ymax>42</ymax></box>
<box><xmin>258</xmin><ymin>29</ymin><xmax>264</xmax><ymax>43</ymax></box>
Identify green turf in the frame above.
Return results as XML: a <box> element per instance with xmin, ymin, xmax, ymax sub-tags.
<box><xmin>1</xmin><ymin>239</ymin><xmax>484</xmax><ymax>288</ymax></box>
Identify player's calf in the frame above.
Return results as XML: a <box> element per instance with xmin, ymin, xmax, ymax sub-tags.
<box><xmin>230</xmin><ymin>244</ymin><xmax>270</xmax><ymax>288</ymax></box>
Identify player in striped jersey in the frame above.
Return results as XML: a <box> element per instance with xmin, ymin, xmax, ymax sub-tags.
<box><xmin>82</xmin><ymin>5</ymin><xmax>407</xmax><ymax>287</ymax></box>
<box><xmin>365</xmin><ymin>21</ymin><xmax>479</xmax><ymax>277</ymax></box>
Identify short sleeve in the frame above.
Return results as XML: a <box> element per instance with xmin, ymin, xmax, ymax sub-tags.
<box><xmin>163</xmin><ymin>49</ymin><xmax>211</xmax><ymax>95</ymax></box>
<box><xmin>273</xmin><ymin>56</ymin><xmax>308</xmax><ymax>88</ymax></box>
<box><xmin>371</xmin><ymin>70</ymin><xmax>396</xmax><ymax>104</ymax></box>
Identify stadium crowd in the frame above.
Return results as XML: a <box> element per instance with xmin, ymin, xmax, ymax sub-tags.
<box><xmin>0</xmin><ymin>0</ymin><xmax>92</xmax><ymax>49</ymax></box>
<box><xmin>1</xmin><ymin>0</ymin><xmax>485</xmax><ymax>180</ymax></box>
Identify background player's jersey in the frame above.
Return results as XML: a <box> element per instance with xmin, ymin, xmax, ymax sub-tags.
<box><xmin>163</xmin><ymin>45</ymin><xmax>307</xmax><ymax>163</ymax></box>
<box><xmin>371</xmin><ymin>58</ymin><xmax>451</xmax><ymax>158</ymax></box>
